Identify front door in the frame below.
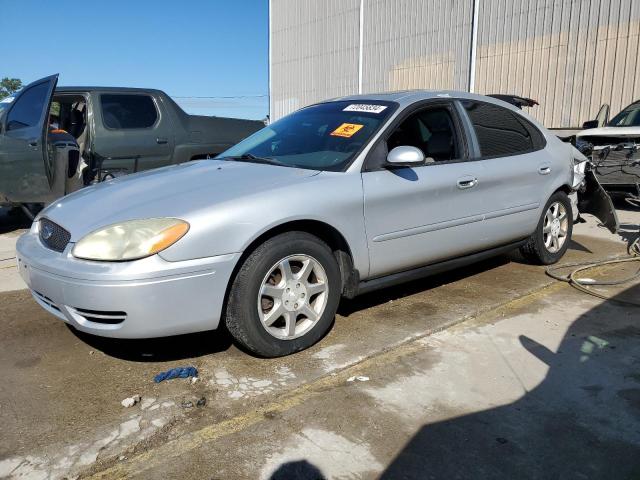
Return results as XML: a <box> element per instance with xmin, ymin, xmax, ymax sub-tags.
<box><xmin>362</xmin><ymin>102</ymin><xmax>492</xmax><ymax>278</ymax></box>
<box><xmin>0</xmin><ymin>74</ymin><xmax>58</xmax><ymax>203</ymax></box>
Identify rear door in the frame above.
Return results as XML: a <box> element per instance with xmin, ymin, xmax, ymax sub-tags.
<box><xmin>92</xmin><ymin>92</ymin><xmax>175</xmax><ymax>176</ymax></box>
<box><xmin>0</xmin><ymin>74</ymin><xmax>58</xmax><ymax>203</ymax></box>
<box><xmin>457</xmin><ymin>100</ymin><xmax>550</xmax><ymax>245</ymax></box>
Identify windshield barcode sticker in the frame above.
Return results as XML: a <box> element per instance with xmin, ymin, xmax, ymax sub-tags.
<box><xmin>343</xmin><ymin>104</ymin><xmax>387</xmax><ymax>114</ymax></box>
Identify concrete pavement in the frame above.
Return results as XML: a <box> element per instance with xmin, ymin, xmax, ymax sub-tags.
<box><xmin>0</xmin><ymin>206</ymin><xmax>638</xmax><ymax>479</ymax></box>
<box><xmin>108</xmin><ymin>275</ymin><xmax>640</xmax><ymax>480</ymax></box>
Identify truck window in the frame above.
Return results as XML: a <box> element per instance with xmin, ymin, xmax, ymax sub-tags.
<box><xmin>100</xmin><ymin>94</ymin><xmax>158</xmax><ymax>129</ymax></box>
<box><xmin>6</xmin><ymin>82</ymin><xmax>50</xmax><ymax>131</ymax></box>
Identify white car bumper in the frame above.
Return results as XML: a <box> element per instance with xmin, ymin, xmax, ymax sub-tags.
<box><xmin>16</xmin><ymin>231</ymin><xmax>240</xmax><ymax>338</ymax></box>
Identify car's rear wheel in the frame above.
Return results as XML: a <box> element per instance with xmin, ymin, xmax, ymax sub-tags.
<box><xmin>520</xmin><ymin>191</ymin><xmax>573</xmax><ymax>265</ymax></box>
<box><xmin>225</xmin><ymin>231</ymin><xmax>341</xmax><ymax>357</ymax></box>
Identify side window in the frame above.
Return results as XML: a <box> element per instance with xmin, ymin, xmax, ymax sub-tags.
<box><xmin>462</xmin><ymin>101</ymin><xmax>543</xmax><ymax>157</ymax></box>
<box><xmin>49</xmin><ymin>101</ymin><xmax>61</xmax><ymax>129</ymax></box>
<box><xmin>100</xmin><ymin>94</ymin><xmax>158</xmax><ymax>129</ymax></box>
<box><xmin>387</xmin><ymin>107</ymin><xmax>461</xmax><ymax>162</ymax></box>
<box><xmin>6</xmin><ymin>82</ymin><xmax>50</xmax><ymax>131</ymax></box>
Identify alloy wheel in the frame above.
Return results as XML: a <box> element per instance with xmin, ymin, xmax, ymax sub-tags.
<box><xmin>543</xmin><ymin>201</ymin><xmax>569</xmax><ymax>253</ymax></box>
<box><xmin>257</xmin><ymin>254</ymin><xmax>329</xmax><ymax>340</ymax></box>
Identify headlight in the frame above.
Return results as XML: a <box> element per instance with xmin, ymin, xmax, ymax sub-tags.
<box><xmin>72</xmin><ymin>218</ymin><xmax>189</xmax><ymax>261</ymax></box>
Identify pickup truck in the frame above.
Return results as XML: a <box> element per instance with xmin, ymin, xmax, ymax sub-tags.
<box><xmin>0</xmin><ymin>74</ymin><xmax>263</xmax><ymax>212</ymax></box>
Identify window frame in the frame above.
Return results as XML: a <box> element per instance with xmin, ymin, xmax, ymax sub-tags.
<box><xmin>457</xmin><ymin>99</ymin><xmax>546</xmax><ymax>160</ymax></box>
<box><xmin>363</xmin><ymin>99</ymin><xmax>471</xmax><ymax>172</ymax></box>
<box><xmin>99</xmin><ymin>93</ymin><xmax>160</xmax><ymax>131</ymax></box>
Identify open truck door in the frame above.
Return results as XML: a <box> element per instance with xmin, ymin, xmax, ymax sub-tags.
<box><xmin>0</xmin><ymin>74</ymin><xmax>62</xmax><ymax>205</ymax></box>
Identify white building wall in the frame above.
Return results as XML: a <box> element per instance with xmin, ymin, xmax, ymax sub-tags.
<box><xmin>270</xmin><ymin>0</ymin><xmax>640</xmax><ymax>128</ymax></box>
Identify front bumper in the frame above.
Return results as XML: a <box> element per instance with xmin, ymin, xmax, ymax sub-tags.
<box><xmin>15</xmin><ymin>232</ymin><xmax>240</xmax><ymax>338</ymax></box>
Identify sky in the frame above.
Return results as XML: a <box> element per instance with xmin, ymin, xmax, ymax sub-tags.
<box><xmin>0</xmin><ymin>0</ymin><xmax>269</xmax><ymax>119</ymax></box>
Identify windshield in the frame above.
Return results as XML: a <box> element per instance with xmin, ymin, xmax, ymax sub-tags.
<box><xmin>217</xmin><ymin>100</ymin><xmax>397</xmax><ymax>171</ymax></box>
<box><xmin>608</xmin><ymin>101</ymin><xmax>640</xmax><ymax>127</ymax></box>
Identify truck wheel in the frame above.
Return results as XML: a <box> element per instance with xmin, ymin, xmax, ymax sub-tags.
<box><xmin>520</xmin><ymin>191</ymin><xmax>573</xmax><ymax>265</ymax></box>
<box><xmin>225</xmin><ymin>231</ymin><xmax>341</xmax><ymax>357</ymax></box>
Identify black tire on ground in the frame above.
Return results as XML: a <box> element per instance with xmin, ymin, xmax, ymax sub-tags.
<box><xmin>225</xmin><ymin>231</ymin><xmax>341</xmax><ymax>357</ymax></box>
<box><xmin>520</xmin><ymin>190</ymin><xmax>573</xmax><ymax>265</ymax></box>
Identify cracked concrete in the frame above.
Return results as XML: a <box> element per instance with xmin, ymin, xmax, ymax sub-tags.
<box><xmin>0</xmin><ymin>206</ymin><xmax>638</xmax><ymax>479</ymax></box>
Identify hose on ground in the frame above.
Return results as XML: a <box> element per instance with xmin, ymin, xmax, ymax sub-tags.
<box><xmin>545</xmin><ymin>235</ymin><xmax>640</xmax><ymax>307</ymax></box>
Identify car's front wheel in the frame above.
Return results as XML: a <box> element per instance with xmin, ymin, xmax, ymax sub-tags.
<box><xmin>225</xmin><ymin>231</ymin><xmax>341</xmax><ymax>357</ymax></box>
<box><xmin>520</xmin><ymin>191</ymin><xmax>573</xmax><ymax>265</ymax></box>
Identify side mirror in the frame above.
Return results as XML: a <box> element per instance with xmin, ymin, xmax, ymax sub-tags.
<box><xmin>386</xmin><ymin>146</ymin><xmax>425</xmax><ymax>168</ymax></box>
<box><xmin>582</xmin><ymin>120</ymin><xmax>598</xmax><ymax>130</ymax></box>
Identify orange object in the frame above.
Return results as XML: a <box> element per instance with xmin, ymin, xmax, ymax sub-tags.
<box><xmin>330</xmin><ymin>123</ymin><xmax>364</xmax><ymax>138</ymax></box>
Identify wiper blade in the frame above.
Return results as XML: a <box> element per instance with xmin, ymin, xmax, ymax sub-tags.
<box><xmin>225</xmin><ymin>153</ymin><xmax>287</xmax><ymax>167</ymax></box>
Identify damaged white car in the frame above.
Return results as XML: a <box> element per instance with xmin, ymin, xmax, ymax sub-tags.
<box><xmin>576</xmin><ymin>100</ymin><xmax>640</xmax><ymax>196</ymax></box>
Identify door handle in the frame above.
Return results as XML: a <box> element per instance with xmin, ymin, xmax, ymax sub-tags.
<box><xmin>156</xmin><ymin>137</ymin><xmax>168</xmax><ymax>144</ymax></box>
<box><xmin>28</xmin><ymin>139</ymin><xmax>38</xmax><ymax>147</ymax></box>
<box><xmin>538</xmin><ymin>165</ymin><xmax>551</xmax><ymax>175</ymax></box>
<box><xmin>457</xmin><ymin>177</ymin><xmax>478</xmax><ymax>189</ymax></box>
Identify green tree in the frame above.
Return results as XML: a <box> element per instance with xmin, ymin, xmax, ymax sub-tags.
<box><xmin>0</xmin><ymin>77</ymin><xmax>23</xmax><ymax>99</ymax></box>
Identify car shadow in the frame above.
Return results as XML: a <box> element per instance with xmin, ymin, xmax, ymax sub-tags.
<box><xmin>566</xmin><ymin>238</ymin><xmax>593</xmax><ymax>253</ymax></box>
<box><xmin>618</xmin><ymin>222</ymin><xmax>640</xmax><ymax>250</ymax></box>
<box><xmin>0</xmin><ymin>207</ymin><xmax>31</xmax><ymax>235</ymax></box>
<box><xmin>338</xmin><ymin>255</ymin><xmax>510</xmax><ymax>317</ymax></box>
<box><xmin>377</xmin><ymin>283</ymin><xmax>640</xmax><ymax>479</ymax></box>
<box><xmin>67</xmin><ymin>325</ymin><xmax>234</xmax><ymax>362</ymax></box>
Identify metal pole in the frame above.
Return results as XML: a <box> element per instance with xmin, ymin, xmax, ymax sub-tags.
<box><xmin>358</xmin><ymin>0</ymin><xmax>364</xmax><ymax>94</ymax></box>
<box><xmin>268</xmin><ymin>0</ymin><xmax>272</xmax><ymax>118</ymax></box>
<box><xmin>469</xmin><ymin>0</ymin><xmax>480</xmax><ymax>93</ymax></box>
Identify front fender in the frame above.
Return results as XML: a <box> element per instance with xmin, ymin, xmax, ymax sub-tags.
<box><xmin>158</xmin><ymin>171</ymin><xmax>370</xmax><ymax>276</ymax></box>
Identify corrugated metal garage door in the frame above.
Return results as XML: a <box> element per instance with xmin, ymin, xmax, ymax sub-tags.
<box><xmin>474</xmin><ymin>0</ymin><xmax>640</xmax><ymax>128</ymax></box>
<box><xmin>270</xmin><ymin>0</ymin><xmax>640</xmax><ymax>128</ymax></box>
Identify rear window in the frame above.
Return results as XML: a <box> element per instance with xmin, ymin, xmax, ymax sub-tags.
<box><xmin>100</xmin><ymin>94</ymin><xmax>158</xmax><ymax>129</ymax></box>
<box><xmin>462</xmin><ymin>101</ymin><xmax>544</xmax><ymax>157</ymax></box>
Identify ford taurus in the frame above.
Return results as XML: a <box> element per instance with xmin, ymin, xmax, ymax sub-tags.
<box><xmin>16</xmin><ymin>91</ymin><xmax>615</xmax><ymax>357</ymax></box>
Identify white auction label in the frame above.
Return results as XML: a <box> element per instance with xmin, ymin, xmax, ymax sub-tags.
<box><xmin>343</xmin><ymin>104</ymin><xmax>387</xmax><ymax>114</ymax></box>
<box><xmin>0</xmin><ymin>96</ymin><xmax>15</xmax><ymax>104</ymax></box>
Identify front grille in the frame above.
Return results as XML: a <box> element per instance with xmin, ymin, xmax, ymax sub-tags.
<box><xmin>39</xmin><ymin>218</ymin><xmax>71</xmax><ymax>252</ymax></box>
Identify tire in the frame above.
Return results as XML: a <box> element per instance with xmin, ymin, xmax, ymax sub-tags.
<box><xmin>520</xmin><ymin>191</ymin><xmax>573</xmax><ymax>265</ymax></box>
<box><xmin>225</xmin><ymin>231</ymin><xmax>341</xmax><ymax>357</ymax></box>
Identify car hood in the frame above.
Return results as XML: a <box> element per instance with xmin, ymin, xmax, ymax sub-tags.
<box><xmin>39</xmin><ymin>160</ymin><xmax>320</xmax><ymax>241</ymax></box>
<box><xmin>577</xmin><ymin>126</ymin><xmax>640</xmax><ymax>138</ymax></box>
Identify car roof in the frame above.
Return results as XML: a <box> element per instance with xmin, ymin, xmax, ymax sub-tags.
<box><xmin>327</xmin><ymin>90</ymin><xmax>514</xmax><ymax>108</ymax></box>
<box><xmin>55</xmin><ymin>86</ymin><xmax>163</xmax><ymax>94</ymax></box>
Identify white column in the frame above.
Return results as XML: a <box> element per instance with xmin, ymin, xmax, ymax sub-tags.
<box><xmin>469</xmin><ymin>0</ymin><xmax>480</xmax><ymax>93</ymax></box>
<box><xmin>358</xmin><ymin>0</ymin><xmax>364</xmax><ymax>94</ymax></box>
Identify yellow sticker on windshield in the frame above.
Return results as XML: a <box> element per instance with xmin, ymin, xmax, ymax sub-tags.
<box><xmin>330</xmin><ymin>123</ymin><xmax>364</xmax><ymax>138</ymax></box>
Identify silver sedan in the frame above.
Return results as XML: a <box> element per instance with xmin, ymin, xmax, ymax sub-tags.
<box><xmin>16</xmin><ymin>91</ymin><xmax>614</xmax><ymax>357</ymax></box>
